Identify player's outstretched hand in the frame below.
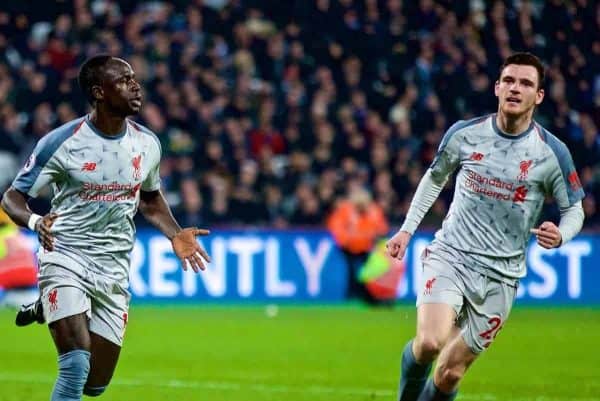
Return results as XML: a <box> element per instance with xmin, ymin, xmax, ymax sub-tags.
<box><xmin>171</xmin><ymin>228</ymin><xmax>211</xmax><ymax>272</ymax></box>
<box><xmin>530</xmin><ymin>221</ymin><xmax>562</xmax><ymax>249</ymax></box>
<box><xmin>386</xmin><ymin>230</ymin><xmax>412</xmax><ymax>260</ymax></box>
<box><xmin>35</xmin><ymin>213</ymin><xmax>59</xmax><ymax>251</ymax></box>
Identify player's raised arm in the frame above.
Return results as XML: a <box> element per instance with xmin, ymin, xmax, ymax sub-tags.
<box><xmin>138</xmin><ymin>189</ymin><xmax>211</xmax><ymax>272</ymax></box>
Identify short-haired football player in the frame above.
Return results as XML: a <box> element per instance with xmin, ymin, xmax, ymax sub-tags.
<box><xmin>386</xmin><ymin>52</ymin><xmax>585</xmax><ymax>401</ymax></box>
<box><xmin>1</xmin><ymin>55</ymin><xmax>211</xmax><ymax>401</ymax></box>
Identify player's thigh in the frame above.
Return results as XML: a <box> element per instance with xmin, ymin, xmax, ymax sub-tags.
<box><xmin>434</xmin><ymin>333</ymin><xmax>478</xmax><ymax>390</ymax></box>
<box><xmin>415</xmin><ymin>303</ymin><xmax>458</xmax><ymax>349</ymax></box>
<box><xmin>86</xmin><ymin>332</ymin><xmax>122</xmax><ymax>387</ymax></box>
<box><xmin>415</xmin><ymin>245</ymin><xmax>464</xmax><ymax>348</ymax></box>
<box><xmin>459</xmin><ymin>276</ymin><xmax>517</xmax><ymax>353</ymax></box>
<box><xmin>39</xmin><ymin>261</ymin><xmax>93</xmax><ymax>322</ymax></box>
<box><xmin>89</xmin><ymin>279</ymin><xmax>130</xmax><ymax>347</ymax></box>
<box><xmin>86</xmin><ymin>278</ymin><xmax>130</xmax><ymax>387</ymax></box>
<box><xmin>49</xmin><ymin>313</ymin><xmax>92</xmax><ymax>354</ymax></box>
<box><xmin>45</xmin><ymin>284</ymin><xmax>92</xmax><ymax>353</ymax></box>
<box><xmin>39</xmin><ymin>264</ymin><xmax>93</xmax><ymax>354</ymax></box>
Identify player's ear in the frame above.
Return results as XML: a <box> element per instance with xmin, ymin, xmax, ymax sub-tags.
<box><xmin>494</xmin><ymin>80</ymin><xmax>500</xmax><ymax>97</ymax></box>
<box><xmin>91</xmin><ymin>85</ymin><xmax>104</xmax><ymax>102</ymax></box>
<box><xmin>535</xmin><ymin>88</ymin><xmax>544</xmax><ymax>105</ymax></box>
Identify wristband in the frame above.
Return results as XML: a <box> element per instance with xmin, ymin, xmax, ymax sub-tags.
<box><xmin>27</xmin><ymin>214</ymin><xmax>42</xmax><ymax>231</ymax></box>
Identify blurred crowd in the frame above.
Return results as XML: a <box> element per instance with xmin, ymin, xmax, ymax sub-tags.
<box><xmin>0</xmin><ymin>0</ymin><xmax>599</xmax><ymax>230</ymax></box>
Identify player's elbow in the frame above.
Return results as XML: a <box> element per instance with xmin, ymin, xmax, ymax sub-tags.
<box><xmin>138</xmin><ymin>190</ymin><xmax>161</xmax><ymax>216</ymax></box>
<box><xmin>1</xmin><ymin>187</ymin><xmax>19</xmax><ymax>218</ymax></box>
<box><xmin>576</xmin><ymin>203</ymin><xmax>585</xmax><ymax>223</ymax></box>
<box><xmin>558</xmin><ymin>201</ymin><xmax>585</xmax><ymax>246</ymax></box>
<box><xmin>0</xmin><ymin>187</ymin><xmax>10</xmax><ymax>208</ymax></box>
<box><xmin>137</xmin><ymin>198</ymin><xmax>149</xmax><ymax>215</ymax></box>
<box><xmin>137</xmin><ymin>197</ymin><xmax>156</xmax><ymax>218</ymax></box>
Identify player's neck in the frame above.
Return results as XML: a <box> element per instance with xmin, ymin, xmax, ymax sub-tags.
<box><xmin>89</xmin><ymin>110</ymin><xmax>127</xmax><ymax>136</ymax></box>
<box><xmin>495</xmin><ymin>111</ymin><xmax>533</xmax><ymax>135</ymax></box>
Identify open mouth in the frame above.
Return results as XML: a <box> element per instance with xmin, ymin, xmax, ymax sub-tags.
<box><xmin>131</xmin><ymin>97</ymin><xmax>142</xmax><ymax>107</ymax></box>
<box><xmin>506</xmin><ymin>97</ymin><xmax>521</xmax><ymax>105</ymax></box>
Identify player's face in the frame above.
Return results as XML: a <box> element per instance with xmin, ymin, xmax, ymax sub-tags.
<box><xmin>494</xmin><ymin>64</ymin><xmax>544</xmax><ymax>118</ymax></box>
<box><xmin>100</xmin><ymin>59</ymin><xmax>143</xmax><ymax>116</ymax></box>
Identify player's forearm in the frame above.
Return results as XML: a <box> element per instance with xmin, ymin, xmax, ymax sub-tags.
<box><xmin>0</xmin><ymin>187</ymin><xmax>35</xmax><ymax>229</ymax></box>
<box><xmin>138</xmin><ymin>190</ymin><xmax>182</xmax><ymax>240</ymax></box>
<box><xmin>399</xmin><ymin>169</ymin><xmax>446</xmax><ymax>235</ymax></box>
<box><xmin>558</xmin><ymin>201</ymin><xmax>584</xmax><ymax>245</ymax></box>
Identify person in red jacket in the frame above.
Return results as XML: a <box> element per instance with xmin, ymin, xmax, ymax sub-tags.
<box><xmin>327</xmin><ymin>187</ymin><xmax>389</xmax><ymax>300</ymax></box>
<box><xmin>0</xmin><ymin>207</ymin><xmax>39</xmax><ymax>307</ymax></box>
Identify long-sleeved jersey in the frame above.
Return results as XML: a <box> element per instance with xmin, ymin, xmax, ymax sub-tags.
<box><xmin>401</xmin><ymin>114</ymin><xmax>585</xmax><ymax>279</ymax></box>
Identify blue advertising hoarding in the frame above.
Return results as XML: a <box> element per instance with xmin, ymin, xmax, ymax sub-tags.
<box><xmin>128</xmin><ymin>230</ymin><xmax>347</xmax><ymax>302</ymax></box>
<box><xmin>399</xmin><ymin>234</ymin><xmax>596</xmax><ymax>304</ymax></box>
<box><xmin>22</xmin><ymin>229</ymin><xmax>599</xmax><ymax>304</ymax></box>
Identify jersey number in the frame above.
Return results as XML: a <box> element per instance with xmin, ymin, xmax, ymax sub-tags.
<box><xmin>479</xmin><ymin>317</ymin><xmax>503</xmax><ymax>348</ymax></box>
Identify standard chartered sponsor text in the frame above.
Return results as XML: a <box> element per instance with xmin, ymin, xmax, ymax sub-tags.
<box><xmin>78</xmin><ymin>181</ymin><xmax>139</xmax><ymax>202</ymax></box>
<box><xmin>464</xmin><ymin>171</ymin><xmax>512</xmax><ymax>200</ymax></box>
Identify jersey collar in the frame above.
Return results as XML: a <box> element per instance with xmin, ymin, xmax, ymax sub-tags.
<box><xmin>85</xmin><ymin>115</ymin><xmax>127</xmax><ymax>140</ymax></box>
<box><xmin>491</xmin><ymin>113</ymin><xmax>534</xmax><ymax>140</ymax></box>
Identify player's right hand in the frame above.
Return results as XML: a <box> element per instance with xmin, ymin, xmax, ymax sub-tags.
<box><xmin>171</xmin><ymin>227</ymin><xmax>211</xmax><ymax>273</ymax></box>
<box><xmin>385</xmin><ymin>230</ymin><xmax>412</xmax><ymax>260</ymax></box>
<box><xmin>35</xmin><ymin>213</ymin><xmax>58</xmax><ymax>251</ymax></box>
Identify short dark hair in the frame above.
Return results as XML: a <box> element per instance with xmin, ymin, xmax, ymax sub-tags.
<box><xmin>78</xmin><ymin>54</ymin><xmax>114</xmax><ymax>105</ymax></box>
<box><xmin>500</xmin><ymin>52</ymin><xmax>545</xmax><ymax>89</ymax></box>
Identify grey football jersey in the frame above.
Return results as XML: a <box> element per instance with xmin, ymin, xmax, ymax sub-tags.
<box><xmin>13</xmin><ymin>116</ymin><xmax>161</xmax><ymax>281</ymax></box>
<box><xmin>429</xmin><ymin>114</ymin><xmax>584</xmax><ymax>279</ymax></box>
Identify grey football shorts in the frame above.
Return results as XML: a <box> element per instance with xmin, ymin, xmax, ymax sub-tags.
<box><xmin>37</xmin><ymin>252</ymin><xmax>131</xmax><ymax>346</ymax></box>
<box><xmin>416</xmin><ymin>242</ymin><xmax>517</xmax><ymax>354</ymax></box>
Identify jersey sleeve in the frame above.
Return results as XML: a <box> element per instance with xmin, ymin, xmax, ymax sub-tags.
<box><xmin>12</xmin><ymin>137</ymin><xmax>65</xmax><ymax>198</ymax></box>
<box><xmin>429</xmin><ymin>121</ymin><xmax>463</xmax><ymax>183</ymax></box>
<box><xmin>141</xmin><ymin>137</ymin><xmax>162</xmax><ymax>192</ymax></box>
<box><xmin>544</xmin><ymin>137</ymin><xmax>585</xmax><ymax>208</ymax></box>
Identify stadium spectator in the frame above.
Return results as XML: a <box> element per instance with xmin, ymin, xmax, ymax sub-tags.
<box><xmin>0</xmin><ymin>0</ymin><xmax>597</xmax><ymax>229</ymax></box>
<box><xmin>0</xmin><ymin>207</ymin><xmax>38</xmax><ymax>307</ymax></box>
<box><xmin>327</xmin><ymin>185</ymin><xmax>388</xmax><ymax>300</ymax></box>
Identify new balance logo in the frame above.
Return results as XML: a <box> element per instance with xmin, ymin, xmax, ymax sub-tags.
<box><xmin>82</xmin><ymin>162</ymin><xmax>97</xmax><ymax>171</ymax></box>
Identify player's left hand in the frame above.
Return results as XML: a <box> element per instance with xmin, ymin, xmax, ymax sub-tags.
<box><xmin>530</xmin><ymin>221</ymin><xmax>562</xmax><ymax>249</ymax></box>
<box><xmin>171</xmin><ymin>228</ymin><xmax>211</xmax><ymax>272</ymax></box>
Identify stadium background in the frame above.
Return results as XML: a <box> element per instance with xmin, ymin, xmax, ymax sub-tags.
<box><xmin>0</xmin><ymin>1</ymin><xmax>599</xmax><ymax>400</ymax></box>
